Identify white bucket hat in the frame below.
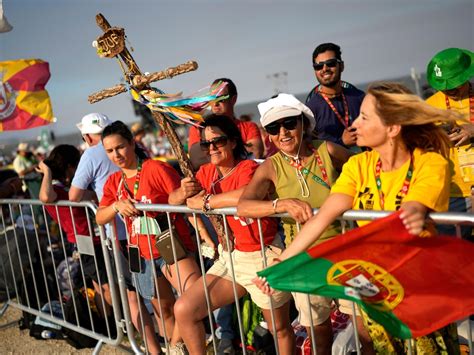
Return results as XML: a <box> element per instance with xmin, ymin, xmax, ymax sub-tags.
<box><xmin>258</xmin><ymin>93</ymin><xmax>315</xmax><ymax>133</ymax></box>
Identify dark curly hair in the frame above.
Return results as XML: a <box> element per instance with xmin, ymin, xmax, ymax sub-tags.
<box><xmin>200</xmin><ymin>114</ymin><xmax>248</xmax><ymax>160</ymax></box>
<box><xmin>43</xmin><ymin>145</ymin><xmax>81</xmax><ymax>182</ymax></box>
<box><xmin>312</xmin><ymin>42</ymin><xmax>342</xmax><ymax>63</ymax></box>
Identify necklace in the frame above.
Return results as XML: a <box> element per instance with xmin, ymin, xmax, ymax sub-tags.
<box><xmin>122</xmin><ymin>158</ymin><xmax>143</xmax><ymax>199</ymax></box>
<box><xmin>374</xmin><ymin>156</ymin><xmax>413</xmax><ymax>210</ymax></box>
<box><xmin>315</xmin><ymin>86</ymin><xmax>350</xmax><ymax>128</ymax></box>
<box><xmin>445</xmin><ymin>84</ymin><xmax>474</xmax><ymax>123</ymax></box>
<box><xmin>317</xmin><ymin>89</ymin><xmax>340</xmax><ymax>98</ymax></box>
<box><xmin>280</xmin><ymin>144</ymin><xmax>331</xmax><ymax>192</ymax></box>
<box><xmin>210</xmin><ymin>161</ymin><xmax>240</xmax><ymax>194</ymax></box>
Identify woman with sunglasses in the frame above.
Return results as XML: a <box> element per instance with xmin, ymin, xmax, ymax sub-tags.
<box><xmin>169</xmin><ymin>114</ymin><xmax>295</xmax><ymax>354</ymax></box>
<box><xmin>96</xmin><ymin>121</ymin><xmax>200</xmax><ymax>354</ymax></box>
<box><xmin>253</xmin><ymin>83</ymin><xmax>461</xmax><ymax>354</ymax></box>
<box><xmin>238</xmin><ymin>93</ymin><xmax>351</xmax><ymax>354</ymax></box>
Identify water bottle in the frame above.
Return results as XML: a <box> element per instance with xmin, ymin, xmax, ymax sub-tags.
<box><xmin>41</xmin><ymin>330</ymin><xmax>56</xmax><ymax>339</ymax></box>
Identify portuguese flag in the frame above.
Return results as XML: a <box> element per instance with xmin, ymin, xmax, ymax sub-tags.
<box><xmin>257</xmin><ymin>211</ymin><xmax>474</xmax><ymax>339</ymax></box>
<box><xmin>0</xmin><ymin>59</ymin><xmax>54</xmax><ymax>131</ymax></box>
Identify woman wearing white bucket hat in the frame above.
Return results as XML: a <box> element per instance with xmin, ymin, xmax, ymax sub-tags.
<box><xmin>238</xmin><ymin>93</ymin><xmax>351</xmax><ymax>354</ymax></box>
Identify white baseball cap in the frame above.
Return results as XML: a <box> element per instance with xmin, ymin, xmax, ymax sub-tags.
<box><xmin>258</xmin><ymin>93</ymin><xmax>315</xmax><ymax>133</ymax></box>
<box><xmin>76</xmin><ymin>113</ymin><xmax>112</xmax><ymax>135</ymax></box>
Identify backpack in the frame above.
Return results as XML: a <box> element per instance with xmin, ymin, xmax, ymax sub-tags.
<box><xmin>56</xmin><ymin>256</ymin><xmax>81</xmax><ymax>298</ymax></box>
<box><xmin>234</xmin><ymin>294</ymin><xmax>276</xmax><ymax>354</ymax></box>
<box><xmin>62</xmin><ymin>288</ymin><xmax>111</xmax><ymax>349</ymax></box>
<box><xmin>29</xmin><ymin>301</ymin><xmax>64</xmax><ymax>340</ymax></box>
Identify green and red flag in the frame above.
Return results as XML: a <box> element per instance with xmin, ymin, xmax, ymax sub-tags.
<box><xmin>257</xmin><ymin>211</ymin><xmax>474</xmax><ymax>339</ymax></box>
<box><xmin>0</xmin><ymin>59</ymin><xmax>54</xmax><ymax>131</ymax></box>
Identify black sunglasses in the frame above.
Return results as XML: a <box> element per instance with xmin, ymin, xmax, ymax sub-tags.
<box><xmin>200</xmin><ymin>135</ymin><xmax>229</xmax><ymax>151</ymax></box>
<box><xmin>312</xmin><ymin>58</ymin><xmax>341</xmax><ymax>71</ymax></box>
<box><xmin>264</xmin><ymin>116</ymin><xmax>301</xmax><ymax>135</ymax></box>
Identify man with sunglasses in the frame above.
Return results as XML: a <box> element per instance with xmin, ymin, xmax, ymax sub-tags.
<box><xmin>306</xmin><ymin>43</ymin><xmax>365</xmax><ymax>150</ymax></box>
<box><xmin>188</xmin><ymin>78</ymin><xmax>264</xmax><ymax>169</ymax></box>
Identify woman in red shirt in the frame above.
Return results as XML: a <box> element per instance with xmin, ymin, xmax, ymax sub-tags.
<box><xmin>96</xmin><ymin>121</ymin><xmax>200</xmax><ymax>353</ymax></box>
<box><xmin>37</xmin><ymin>145</ymin><xmax>109</xmax><ymax>315</ymax></box>
<box><xmin>169</xmin><ymin>115</ymin><xmax>295</xmax><ymax>354</ymax></box>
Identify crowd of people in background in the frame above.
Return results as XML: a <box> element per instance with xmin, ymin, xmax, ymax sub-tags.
<box><xmin>0</xmin><ymin>44</ymin><xmax>473</xmax><ymax>355</ymax></box>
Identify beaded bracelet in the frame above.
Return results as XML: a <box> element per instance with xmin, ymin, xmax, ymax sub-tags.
<box><xmin>202</xmin><ymin>193</ymin><xmax>213</xmax><ymax>213</ymax></box>
<box><xmin>112</xmin><ymin>202</ymin><xmax>120</xmax><ymax>214</ymax></box>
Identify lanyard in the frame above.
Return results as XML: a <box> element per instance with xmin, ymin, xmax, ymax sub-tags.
<box><xmin>210</xmin><ymin>161</ymin><xmax>240</xmax><ymax>194</ymax></box>
<box><xmin>122</xmin><ymin>159</ymin><xmax>143</xmax><ymax>199</ymax></box>
<box><xmin>444</xmin><ymin>85</ymin><xmax>474</xmax><ymax>123</ymax></box>
<box><xmin>281</xmin><ymin>144</ymin><xmax>331</xmax><ymax>190</ymax></box>
<box><xmin>375</xmin><ymin>156</ymin><xmax>413</xmax><ymax>210</ymax></box>
<box><xmin>316</xmin><ymin>86</ymin><xmax>350</xmax><ymax>128</ymax></box>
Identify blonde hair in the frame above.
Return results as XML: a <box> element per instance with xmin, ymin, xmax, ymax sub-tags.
<box><xmin>367</xmin><ymin>82</ymin><xmax>466</xmax><ymax>158</ymax></box>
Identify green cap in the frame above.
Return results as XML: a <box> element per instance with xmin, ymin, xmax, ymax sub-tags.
<box><xmin>427</xmin><ymin>48</ymin><xmax>474</xmax><ymax>91</ymax></box>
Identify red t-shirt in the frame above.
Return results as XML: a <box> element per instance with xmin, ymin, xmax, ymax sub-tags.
<box><xmin>196</xmin><ymin>160</ymin><xmax>277</xmax><ymax>252</ymax></box>
<box><xmin>44</xmin><ymin>184</ymin><xmax>98</xmax><ymax>245</ymax></box>
<box><xmin>100</xmin><ymin>159</ymin><xmax>195</xmax><ymax>259</ymax></box>
<box><xmin>188</xmin><ymin>119</ymin><xmax>261</xmax><ymax>147</ymax></box>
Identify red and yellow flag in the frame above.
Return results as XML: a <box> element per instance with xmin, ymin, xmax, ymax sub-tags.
<box><xmin>0</xmin><ymin>59</ymin><xmax>54</xmax><ymax>131</ymax></box>
<box><xmin>258</xmin><ymin>211</ymin><xmax>474</xmax><ymax>339</ymax></box>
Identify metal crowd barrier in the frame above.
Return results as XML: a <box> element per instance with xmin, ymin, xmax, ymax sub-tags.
<box><xmin>0</xmin><ymin>198</ymin><xmax>473</xmax><ymax>355</ymax></box>
<box><xmin>0</xmin><ymin>198</ymin><xmax>124</xmax><ymax>355</ymax></box>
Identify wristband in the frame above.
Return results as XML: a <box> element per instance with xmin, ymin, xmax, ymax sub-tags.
<box><xmin>272</xmin><ymin>198</ymin><xmax>279</xmax><ymax>213</ymax></box>
<box><xmin>112</xmin><ymin>202</ymin><xmax>120</xmax><ymax>214</ymax></box>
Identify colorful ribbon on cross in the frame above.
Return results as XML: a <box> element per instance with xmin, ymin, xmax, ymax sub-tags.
<box><xmin>127</xmin><ymin>80</ymin><xmax>228</xmax><ymax>127</ymax></box>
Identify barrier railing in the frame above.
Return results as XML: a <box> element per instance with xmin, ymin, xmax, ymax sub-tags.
<box><xmin>0</xmin><ymin>198</ymin><xmax>472</xmax><ymax>354</ymax></box>
<box><xmin>125</xmin><ymin>204</ymin><xmax>474</xmax><ymax>355</ymax></box>
<box><xmin>0</xmin><ymin>199</ymin><xmax>124</xmax><ymax>355</ymax></box>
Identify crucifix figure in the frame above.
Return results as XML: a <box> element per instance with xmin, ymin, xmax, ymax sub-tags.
<box><xmin>89</xmin><ymin>13</ymin><xmax>231</xmax><ymax>250</ymax></box>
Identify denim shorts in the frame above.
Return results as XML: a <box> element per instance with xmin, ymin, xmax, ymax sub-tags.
<box><xmin>132</xmin><ymin>257</ymin><xmax>167</xmax><ymax>300</ymax></box>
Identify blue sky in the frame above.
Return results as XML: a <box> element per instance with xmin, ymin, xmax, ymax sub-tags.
<box><xmin>0</xmin><ymin>0</ymin><xmax>472</xmax><ymax>143</ymax></box>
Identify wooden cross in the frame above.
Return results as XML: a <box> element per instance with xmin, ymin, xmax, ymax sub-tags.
<box><xmin>88</xmin><ymin>13</ymin><xmax>196</xmax><ymax>177</ymax></box>
<box><xmin>89</xmin><ymin>13</ymin><xmax>231</xmax><ymax>249</ymax></box>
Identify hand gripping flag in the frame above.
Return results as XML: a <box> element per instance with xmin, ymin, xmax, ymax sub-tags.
<box><xmin>257</xmin><ymin>211</ymin><xmax>474</xmax><ymax>339</ymax></box>
<box><xmin>0</xmin><ymin>59</ymin><xmax>54</xmax><ymax>131</ymax></box>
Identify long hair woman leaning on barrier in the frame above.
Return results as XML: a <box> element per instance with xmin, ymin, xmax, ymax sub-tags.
<box><xmin>238</xmin><ymin>93</ymin><xmax>351</xmax><ymax>354</ymax></box>
<box><xmin>168</xmin><ymin>114</ymin><xmax>296</xmax><ymax>353</ymax></box>
<box><xmin>36</xmin><ymin>144</ymin><xmax>111</xmax><ymax>318</ymax></box>
<box><xmin>253</xmin><ymin>83</ymin><xmax>462</xmax><ymax>354</ymax></box>
<box><xmin>96</xmin><ymin>121</ymin><xmax>200</xmax><ymax>354</ymax></box>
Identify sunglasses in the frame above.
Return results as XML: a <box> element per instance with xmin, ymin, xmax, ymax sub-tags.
<box><xmin>312</xmin><ymin>58</ymin><xmax>341</xmax><ymax>71</ymax></box>
<box><xmin>264</xmin><ymin>116</ymin><xmax>300</xmax><ymax>135</ymax></box>
<box><xmin>200</xmin><ymin>136</ymin><xmax>229</xmax><ymax>151</ymax></box>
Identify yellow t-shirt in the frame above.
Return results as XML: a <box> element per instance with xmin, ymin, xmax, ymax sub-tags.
<box><xmin>330</xmin><ymin>148</ymin><xmax>449</xmax><ymax>226</ymax></box>
<box><xmin>426</xmin><ymin>91</ymin><xmax>473</xmax><ymax>197</ymax></box>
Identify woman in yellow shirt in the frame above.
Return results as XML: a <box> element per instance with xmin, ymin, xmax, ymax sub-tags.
<box><xmin>254</xmin><ymin>82</ymin><xmax>462</xmax><ymax>354</ymax></box>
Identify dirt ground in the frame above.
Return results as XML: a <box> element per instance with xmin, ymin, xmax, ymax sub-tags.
<box><xmin>2</xmin><ymin>300</ymin><xmax>471</xmax><ymax>355</ymax></box>
<box><xmin>0</xmin><ymin>302</ymin><xmax>130</xmax><ymax>354</ymax></box>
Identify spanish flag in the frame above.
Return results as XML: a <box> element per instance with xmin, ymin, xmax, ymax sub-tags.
<box><xmin>258</xmin><ymin>211</ymin><xmax>474</xmax><ymax>339</ymax></box>
<box><xmin>0</xmin><ymin>59</ymin><xmax>54</xmax><ymax>132</ymax></box>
